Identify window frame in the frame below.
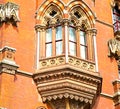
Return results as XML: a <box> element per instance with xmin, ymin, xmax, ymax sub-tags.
<box><xmin>68</xmin><ymin>25</ymin><xmax>77</xmax><ymax>56</ymax></box>
<box><xmin>45</xmin><ymin>24</ymin><xmax>63</xmax><ymax>58</ymax></box>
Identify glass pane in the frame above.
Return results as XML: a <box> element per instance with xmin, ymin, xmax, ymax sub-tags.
<box><xmin>69</xmin><ymin>27</ymin><xmax>76</xmax><ymax>42</ymax></box>
<box><xmin>56</xmin><ymin>41</ymin><xmax>62</xmax><ymax>55</ymax></box>
<box><xmin>56</xmin><ymin>26</ymin><xmax>62</xmax><ymax>40</ymax></box>
<box><xmin>80</xmin><ymin>46</ymin><xmax>87</xmax><ymax>59</ymax></box>
<box><xmin>69</xmin><ymin>42</ymin><xmax>76</xmax><ymax>56</ymax></box>
<box><xmin>46</xmin><ymin>43</ymin><xmax>52</xmax><ymax>57</ymax></box>
<box><xmin>80</xmin><ymin>31</ymin><xmax>86</xmax><ymax>45</ymax></box>
<box><xmin>46</xmin><ymin>28</ymin><xmax>52</xmax><ymax>42</ymax></box>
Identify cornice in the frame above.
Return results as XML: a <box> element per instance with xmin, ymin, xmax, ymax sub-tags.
<box><xmin>96</xmin><ymin>19</ymin><xmax>113</xmax><ymax>28</ymax></box>
<box><xmin>100</xmin><ymin>93</ymin><xmax>113</xmax><ymax>99</ymax></box>
<box><xmin>17</xmin><ymin>70</ymin><xmax>33</xmax><ymax>77</ymax></box>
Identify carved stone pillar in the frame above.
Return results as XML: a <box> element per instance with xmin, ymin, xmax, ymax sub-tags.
<box><xmin>86</xmin><ymin>29</ymin><xmax>94</xmax><ymax>61</ymax></box>
<box><xmin>63</xmin><ymin>19</ymin><xmax>70</xmax><ymax>63</ymax></box>
<box><xmin>35</xmin><ymin>25</ymin><xmax>46</xmax><ymax>69</ymax></box>
<box><xmin>91</xmin><ymin>28</ymin><xmax>98</xmax><ymax>72</ymax></box>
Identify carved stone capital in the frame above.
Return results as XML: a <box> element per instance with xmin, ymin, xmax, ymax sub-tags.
<box><xmin>62</xmin><ymin>18</ymin><xmax>70</xmax><ymax>26</ymax></box>
<box><xmin>86</xmin><ymin>28</ymin><xmax>97</xmax><ymax>36</ymax></box>
<box><xmin>35</xmin><ymin>24</ymin><xmax>46</xmax><ymax>32</ymax></box>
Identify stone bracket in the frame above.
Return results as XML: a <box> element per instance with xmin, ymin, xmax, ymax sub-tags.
<box><xmin>0</xmin><ymin>46</ymin><xmax>19</xmax><ymax>75</ymax></box>
<box><xmin>113</xmin><ymin>79</ymin><xmax>120</xmax><ymax>106</ymax></box>
<box><xmin>0</xmin><ymin>2</ymin><xmax>20</xmax><ymax>26</ymax></box>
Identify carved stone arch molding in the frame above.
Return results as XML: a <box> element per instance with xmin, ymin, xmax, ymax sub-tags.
<box><xmin>36</xmin><ymin>0</ymin><xmax>65</xmax><ymax>24</ymax></box>
<box><xmin>67</xmin><ymin>0</ymin><xmax>96</xmax><ymax>28</ymax></box>
<box><xmin>69</xmin><ymin>6</ymin><xmax>91</xmax><ymax>30</ymax></box>
<box><xmin>41</xmin><ymin>4</ymin><xmax>63</xmax><ymax>26</ymax></box>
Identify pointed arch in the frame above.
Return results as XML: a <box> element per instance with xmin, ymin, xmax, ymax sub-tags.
<box><xmin>36</xmin><ymin>0</ymin><xmax>65</xmax><ymax>21</ymax></box>
<box><xmin>67</xmin><ymin>0</ymin><xmax>96</xmax><ymax>28</ymax></box>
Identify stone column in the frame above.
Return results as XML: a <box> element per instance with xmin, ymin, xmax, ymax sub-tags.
<box><xmin>86</xmin><ymin>29</ymin><xmax>94</xmax><ymax>61</ymax></box>
<box><xmin>91</xmin><ymin>28</ymin><xmax>98</xmax><ymax>72</ymax></box>
<box><xmin>35</xmin><ymin>25</ymin><xmax>46</xmax><ymax>69</ymax></box>
<box><xmin>63</xmin><ymin>19</ymin><xmax>69</xmax><ymax>63</ymax></box>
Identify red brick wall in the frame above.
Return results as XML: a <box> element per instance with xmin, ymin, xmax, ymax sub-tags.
<box><xmin>0</xmin><ymin>0</ymin><xmax>119</xmax><ymax>109</ymax></box>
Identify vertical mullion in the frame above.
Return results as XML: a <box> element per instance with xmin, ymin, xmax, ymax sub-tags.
<box><xmin>76</xmin><ymin>29</ymin><xmax>80</xmax><ymax>57</ymax></box>
<box><xmin>52</xmin><ymin>27</ymin><xmax>56</xmax><ymax>56</ymax></box>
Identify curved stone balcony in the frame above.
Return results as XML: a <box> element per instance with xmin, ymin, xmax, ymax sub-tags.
<box><xmin>33</xmin><ymin>55</ymin><xmax>102</xmax><ymax>108</ymax></box>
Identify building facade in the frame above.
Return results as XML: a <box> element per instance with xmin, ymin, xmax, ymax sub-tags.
<box><xmin>0</xmin><ymin>0</ymin><xmax>120</xmax><ymax>109</ymax></box>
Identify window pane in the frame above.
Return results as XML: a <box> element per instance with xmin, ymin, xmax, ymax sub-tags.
<box><xmin>46</xmin><ymin>28</ymin><xmax>52</xmax><ymax>42</ymax></box>
<box><xmin>80</xmin><ymin>46</ymin><xmax>87</xmax><ymax>59</ymax></box>
<box><xmin>56</xmin><ymin>41</ymin><xmax>62</xmax><ymax>55</ymax></box>
<box><xmin>80</xmin><ymin>31</ymin><xmax>87</xmax><ymax>59</ymax></box>
<box><xmin>56</xmin><ymin>26</ymin><xmax>62</xmax><ymax>40</ymax></box>
<box><xmin>80</xmin><ymin>31</ymin><xmax>86</xmax><ymax>45</ymax></box>
<box><xmin>69</xmin><ymin>42</ymin><xmax>76</xmax><ymax>56</ymax></box>
<box><xmin>46</xmin><ymin>43</ymin><xmax>52</xmax><ymax>57</ymax></box>
<box><xmin>69</xmin><ymin>27</ymin><xmax>76</xmax><ymax>42</ymax></box>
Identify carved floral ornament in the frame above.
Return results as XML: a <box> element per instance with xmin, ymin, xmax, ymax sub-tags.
<box><xmin>0</xmin><ymin>2</ymin><xmax>20</xmax><ymax>26</ymax></box>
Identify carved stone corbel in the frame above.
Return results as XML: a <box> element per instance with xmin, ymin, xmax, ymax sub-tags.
<box><xmin>0</xmin><ymin>46</ymin><xmax>19</xmax><ymax>75</ymax></box>
<box><xmin>0</xmin><ymin>2</ymin><xmax>20</xmax><ymax>26</ymax></box>
<box><xmin>0</xmin><ymin>4</ymin><xmax>5</xmax><ymax>24</ymax></box>
<box><xmin>108</xmin><ymin>31</ymin><xmax>120</xmax><ymax>60</ymax></box>
<box><xmin>5</xmin><ymin>2</ymin><xmax>20</xmax><ymax>26</ymax></box>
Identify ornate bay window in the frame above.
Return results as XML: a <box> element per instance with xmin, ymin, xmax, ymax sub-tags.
<box><xmin>34</xmin><ymin>2</ymin><xmax>102</xmax><ymax>109</ymax></box>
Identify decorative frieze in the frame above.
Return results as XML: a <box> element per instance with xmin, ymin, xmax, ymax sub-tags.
<box><xmin>39</xmin><ymin>55</ymin><xmax>65</xmax><ymax>69</ymax></box>
<box><xmin>0</xmin><ymin>2</ymin><xmax>20</xmax><ymax>26</ymax></box>
<box><xmin>68</xmin><ymin>56</ymin><xmax>95</xmax><ymax>72</ymax></box>
<box><xmin>39</xmin><ymin>55</ymin><xmax>95</xmax><ymax>72</ymax></box>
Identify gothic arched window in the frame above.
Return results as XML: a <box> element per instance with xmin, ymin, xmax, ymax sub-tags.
<box><xmin>68</xmin><ymin>8</ymin><xmax>90</xmax><ymax>60</ymax></box>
